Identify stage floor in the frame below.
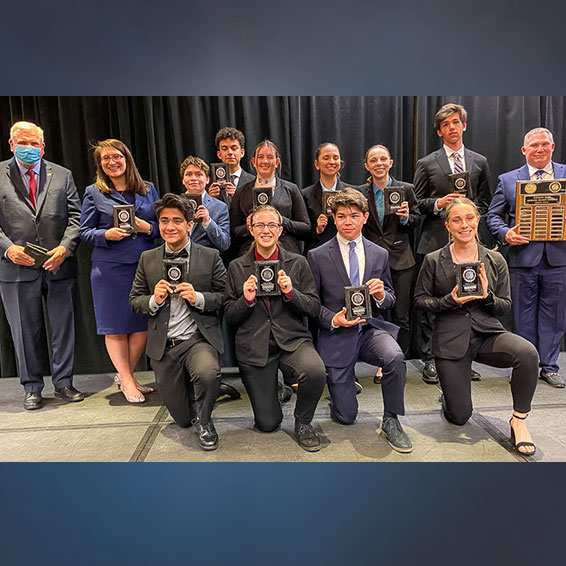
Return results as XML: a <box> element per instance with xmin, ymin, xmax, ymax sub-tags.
<box><xmin>1</xmin><ymin>356</ymin><xmax>565</xmax><ymax>462</ymax></box>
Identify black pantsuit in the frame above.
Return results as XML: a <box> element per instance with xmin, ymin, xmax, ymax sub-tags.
<box><xmin>415</xmin><ymin>244</ymin><xmax>539</xmax><ymax>425</ymax></box>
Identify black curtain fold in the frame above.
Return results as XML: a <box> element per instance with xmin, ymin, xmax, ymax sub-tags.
<box><xmin>0</xmin><ymin>96</ymin><xmax>564</xmax><ymax>376</ymax></box>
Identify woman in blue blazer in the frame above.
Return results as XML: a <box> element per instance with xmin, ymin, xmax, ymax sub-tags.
<box><xmin>80</xmin><ymin>139</ymin><xmax>158</xmax><ymax>403</ymax></box>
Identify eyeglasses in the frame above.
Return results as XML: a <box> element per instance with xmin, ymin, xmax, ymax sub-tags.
<box><xmin>101</xmin><ymin>154</ymin><xmax>125</xmax><ymax>163</ymax></box>
<box><xmin>252</xmin><ymin>222</ymin><xmax>281</xmax><ymax>232</ymax></box>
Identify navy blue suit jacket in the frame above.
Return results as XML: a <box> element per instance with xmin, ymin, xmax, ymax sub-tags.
<box><xmin>79</xmin><ymin>183</ymin><xmax>159</xmax><ymax>264</ymax></box>
<box><xmin>307</xmin><ymin>236</ymin><xmax>398</xmax><ymax>368</ymax></box>
<box><xmin>188</xmin><ymin>191</ymin><xmax>230</xmax><ymax>252</ymax></box>
<box><xmin>486</xmin><ymin>162</ymin><xmax>566</xmax><ymax>267</ymax></box>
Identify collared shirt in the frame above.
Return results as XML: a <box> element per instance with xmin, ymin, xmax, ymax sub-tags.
<box><xmin>443</xmin><ymin>144</ymin><xmax>466</xmax><ymax>173</ymax></box>
<box><xmin>254</xmin><ymin>176</ymin><xmax>276</xmax><ymax>190</ymax></box>
<box><xmin>527</xmin><ymin>162</ymin><xmax>554</xmax><ymax>180</ymax></box>
<box><xmin>336</xmin><ymin>233</ymin><xmax>365</xmax><ymax>282</ymax></box>
<box><xmin>15</xmin><ymin>157</ymin><xmax>42</xmax><ymax>193</ymax></box>
<box><xmin>231</xmin><ymin>167</ymin><xmax>242</xmax><ymax>186</ymax></box>
<box><xmin>320</xmin><ymin>178</ymin><xmax>338</xmax><ymax>191</ymax></box>
<box><xmin>149</xmin><ymin>240</ymin><xmax>206</xmax><ymax>340</ymax></box>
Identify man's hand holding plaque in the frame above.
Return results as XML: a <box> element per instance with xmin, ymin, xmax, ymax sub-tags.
<box><xmin>175</xmin><ymin>282</ymin><xmax>197</xmax><ymax>304</ymax></box>
<box><xmin>505</xmin><ymin>224</ymin><xmax>530</xmax><ymax>246</ymax></box>
<box><xmin>154</xmin><ymin>279</ymin><xmax>172</xmax><ymax>305</ymax></box>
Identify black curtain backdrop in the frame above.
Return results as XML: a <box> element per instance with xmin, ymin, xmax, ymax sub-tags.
<box><xmin>0</xmin><ymin>96</ymin><xmax>564</xmax><ymax>376</ymax></box>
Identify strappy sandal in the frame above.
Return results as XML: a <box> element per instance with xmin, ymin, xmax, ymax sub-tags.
<box><xmin>509</xmin><ymin>413</ymin><xmax>536</xmax><ymax>456</ymax></box>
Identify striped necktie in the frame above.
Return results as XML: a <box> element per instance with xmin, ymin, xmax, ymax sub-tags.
<box><xmin>453</xmin><ymin>152</ymin><xmax>464</xmax><ymax>174</ymax></box>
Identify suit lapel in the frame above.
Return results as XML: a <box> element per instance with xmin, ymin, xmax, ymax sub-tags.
<box><xmin>329</xmin><ymin>238</ymin><xmax>351</xmax><ymax>287</ymax></box>
<box><xmin>552</xmin><ymin>162</ymin><xmax>566</xmax><ymax>179</ymax></box>
<box><xmin>272</xmin><ymin>178</ymin><xmax>283</xmax><ymax>209</ymax></box>
<box><xmin>438</xmin><ymin>245</ymin><xmax>455</xmax><ymax>282</ymax></box>
<box><xmin>365</xmin><ymin>183</ymin><xmax>383</xmax><ymax>234</ymax></box>
<box><xmin>7</xmin><ymin>160</ymin><xmax>35</xmax><ymax>213</ymax></box>
<box><xmin>517</xmin><ymin>165</ymin><xmax>530</xmax><ymax>181</ymax></box>
<box><xmin>434</xmin><ymin>148</ymin><xmax>452</xmax><ymax>180</ymax></box>
<box><xmin>361</xmin><ymin>238</ymin><xmax>373</xmax><ymax>283</ymax></box>
<box><xmin>35</xmin><ymin>161</ymin><xmax>52</xmax><ymax>215</ymax></box>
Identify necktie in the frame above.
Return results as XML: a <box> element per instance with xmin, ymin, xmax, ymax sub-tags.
<box><xmin>375</xmin><ymin>188</ymin><xmax>384</xmax><ymax>224</ymax></box>
<box><xmin>27</xmin><ymin>170</ymin><xmax>37</xmax><ymax>208</ymax></box>
<box><xmin>453</xmin><ymin>152</ymin><xmax>464</xmax><ymax>174</ymax></box>
<box><xmin>535</xmin><ymin>170</ymin><xmax>544</xmax><ymax>180</ymax></box>
<box><xmin>349</xmin><ymin>241</ymin><xmax>360</xmax><ymax>286</ymax></box>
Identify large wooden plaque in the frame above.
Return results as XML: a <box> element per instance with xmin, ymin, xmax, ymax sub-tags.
<box><xmin>515</xmin><ymin>179</ymin><xmax>566</xmax><ymax>241</ymax></box>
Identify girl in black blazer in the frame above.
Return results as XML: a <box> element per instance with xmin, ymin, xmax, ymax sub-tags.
<box><xmin>229</xmin><ymin>140</ymin><xmax>310</xmax><ymax>256</ymax></box>
<box><xmin>224</xmin><ymin>205</ymin><xmax>325</xmax><ymax>452</ymax></box>
<box><xmin>414</xmin><ymin>197</ymin><xmax>538</xmax><ymax>456</ymax></box>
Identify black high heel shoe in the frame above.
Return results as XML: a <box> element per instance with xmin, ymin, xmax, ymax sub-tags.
<box><xmin>509</xmin><ymin>413</ymin><xmax>536</xmax><ymax>456</ymax></box>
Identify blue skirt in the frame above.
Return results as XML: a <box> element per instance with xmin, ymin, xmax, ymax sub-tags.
<box><xmin>91</xmin><ymin>261</ymin><xmax>149</xmax><ymax>335</ymax></box>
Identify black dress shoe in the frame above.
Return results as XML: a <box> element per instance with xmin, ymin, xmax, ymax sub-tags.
<box><xmin>278</xmin><ymin>382</ymin><xmax>293</xmax><ymax>403</ymax></box>
<box><xmin>354</xmin><ymin>379</ymin><xmax>363</xmax><ymax>395</ymax></box>
<box><xmin>471</xmin><ymin>369</ymin><xmax>481</xmax><ymax>381</ymax></box>
<box><xmin>540</xmin><ymin>370</ymin><xmax>565</xmax><ymax>388</ymax></box>
<box><xmin>23</xmin><ymin>392</ymin><xmax>43</xmax><ymax>410</ymax></box>
<box><xmin>54</xmin><ymin>386</ymin><xmax>85</xmax><ymax>402</ymax></box>
<box><xmin>294</xmin><ymin>421</ymin><xmax>321</xmax><ymax>452</ymax></box>
<box><xmin>194</xmin><ymin>419</ymin><xmax>219</xmax><ymax>450</ymax></box>
<box><xmin>422</xmin><ymin>361</ymin><xmax>439</xmax><ymax>384</ymax></box>
<box><xmin>218</xmin><ymin>382</ymin><xmax>241</xmax><ymax>400</ymax></box>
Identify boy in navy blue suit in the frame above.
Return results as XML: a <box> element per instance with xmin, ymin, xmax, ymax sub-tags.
<box><xmin>307</xmin><ymin>188</ymin><xmax>412</xmax><ymax>453</ymax></box>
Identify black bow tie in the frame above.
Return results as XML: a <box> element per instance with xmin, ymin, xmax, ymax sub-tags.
<box><xmin>165</xmin><ymin>248</ymin><xmax>188</xmax><ymax>259</ymax></box>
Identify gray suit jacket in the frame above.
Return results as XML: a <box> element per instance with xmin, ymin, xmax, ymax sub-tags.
<box><xmin>129</xmin><ymin>242</ymin><xmax>226</xmax><ymax>361</ymax></box>
<box><xmin>0</xmin><ymin>158</ymin><xmax>81</xmax><ymax>282</ymax></box>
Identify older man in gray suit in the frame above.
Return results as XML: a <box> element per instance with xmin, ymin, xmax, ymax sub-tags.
<box><xmin>0</xmin><ymin>121</ymin><xmax>83</xmax><ymax>409</ymax></box>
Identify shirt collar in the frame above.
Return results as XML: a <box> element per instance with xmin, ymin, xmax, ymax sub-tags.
<box><xmin>443</xmin><ymin>144</ymin><xmax>465</xmax><ymax>159</ymax></box>
<box><xmin>337</xmin><ymin>233</ymin><xmax>363</xmax><ymax>249</ymax></box>
<box><xmin>527</xmin><ymin>162</ymin><xmax>554</xmax><ymax>178</ymax></box>
<box><xmin>15</xmin><ymin>157</ymin><xmax>42</xmax><ymax>178</ymax></box>
<box><xmin>372</xmin><ymin>178</ymin><xmax>392</xmax><ymax>193</ymax></box>
<box><xmin>320</xmin><ymin>178</ymin><xmax>338</xmax><ymax>191</ymax></box>
<box><xmin>254</xmin><ymin>245</ymin><xmax>279</xmax><ymax>261</ymax></box>
<box><xmin>165</xmin><ymin>240</ymin><xmax>191</xmax><ymax>256</ymax></box>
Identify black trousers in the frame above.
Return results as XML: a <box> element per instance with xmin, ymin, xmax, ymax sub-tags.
<box><xmin>238</xmin><ymin>339</ymin><xmax>326</xmax><ymax>432</ymax></box>
<box><xmin>416</xmin><ymin>254</ymin><xmax>434</xmax><ymax>362</ymax></box>
<box><xmin>390</xmin><ymin>265</ymin><xmax>415</xmax><ymax>358</ymax></box>
<box><xmin>435</xmin><ymin>330</ymin><xmax>539</xmax><ymax>426</ymax></box>
<box><xmin>150</xmin><ymin>333</ymin><xmax>221</xmax><ymax>427</ymax></box>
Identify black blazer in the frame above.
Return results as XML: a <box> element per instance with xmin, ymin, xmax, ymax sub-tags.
<box><xmin>414</xmin><ymin>244</ymin><xmax>510</xmax><ymax>359</ymax></box>
<box><xmin>229</xmin><ymin>177</ymin><xmax>311</xmax><ymax>256</ymax></box>
<box><xmin>413</xmin><ymin>148</ymin><xmax>491</xmax><ymax>255</ymax></box>
<box><xmin>129</xmin><ymin>242</ymin><xmax>226</xmax><ymax>361</ymax></box>
<box><xmin>301</xmin><ymin>178</ymin><xmax>353</xmax><ymax>253</ymax></box>
<box><xmin>224</xmin><ymin>246</ymin><xmax>320</xmax><ymax>367</ymax></box>
<box><xmin>358</xmin><ymin>177</ymin><xmax>420</xmax><ymax>270</ymax></box>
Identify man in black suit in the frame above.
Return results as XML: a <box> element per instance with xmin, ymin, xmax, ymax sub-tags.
<box><xmin>130</xmin><ymin>193</ymin><xmax>226</xmax><ymax>451</ymax></box>
<box><xmin>208</xmin><ymin>127</ymin><xmax>254</xmax><ymax>207</ymax></box>
<box><xmin>414</xmin><ymin>103</ymin><xmax>492</xmax><ymax>383</ymax></box>
<box><xmin>0</xmin><ymin>121</ymin><xmax>84</xmax><ymax>410</ymax></box>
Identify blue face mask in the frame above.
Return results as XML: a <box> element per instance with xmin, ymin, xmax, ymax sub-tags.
<box><xmin>14</xmin><ymin>145</ymin><xmax>42</xmax><ymax>165</ymax></box>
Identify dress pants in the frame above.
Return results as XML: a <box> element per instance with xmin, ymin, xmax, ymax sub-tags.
<box><xmin>390</xmin><ymin>266</ymin><xmax>415</xmax><ymax>357</ymax></box>
<box><xmin>417</xmin><ymin>254</ymin><xmax>434</xmax><ymax>362</ymax></box>
<box><xmin>435</xmin><ymin>330</ymin><xmax>539</xmax><ymax>426</ymax></box>
<box><xmin>326</xmin><ymin>327</ymin><xmax>406</xmax><ymax>425</ymax></box>
<box><xmin>0</xmin><ymin>273</ymin><xmax>76</xmax><ymax>393</ymax></box>
<box><xmin>150</xmin><ymin>332</ymin><xmax>221</xmax><ymax>427</ymax></box>
<box><xmin>238</xmin><ymin>339</ymin><xmax>326</xmax><ymax>432</ymax></box>
<box><xmin>509</xmin><ymin>253</ymin><xmax>566</xmax><ymax>374</ymax></box>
